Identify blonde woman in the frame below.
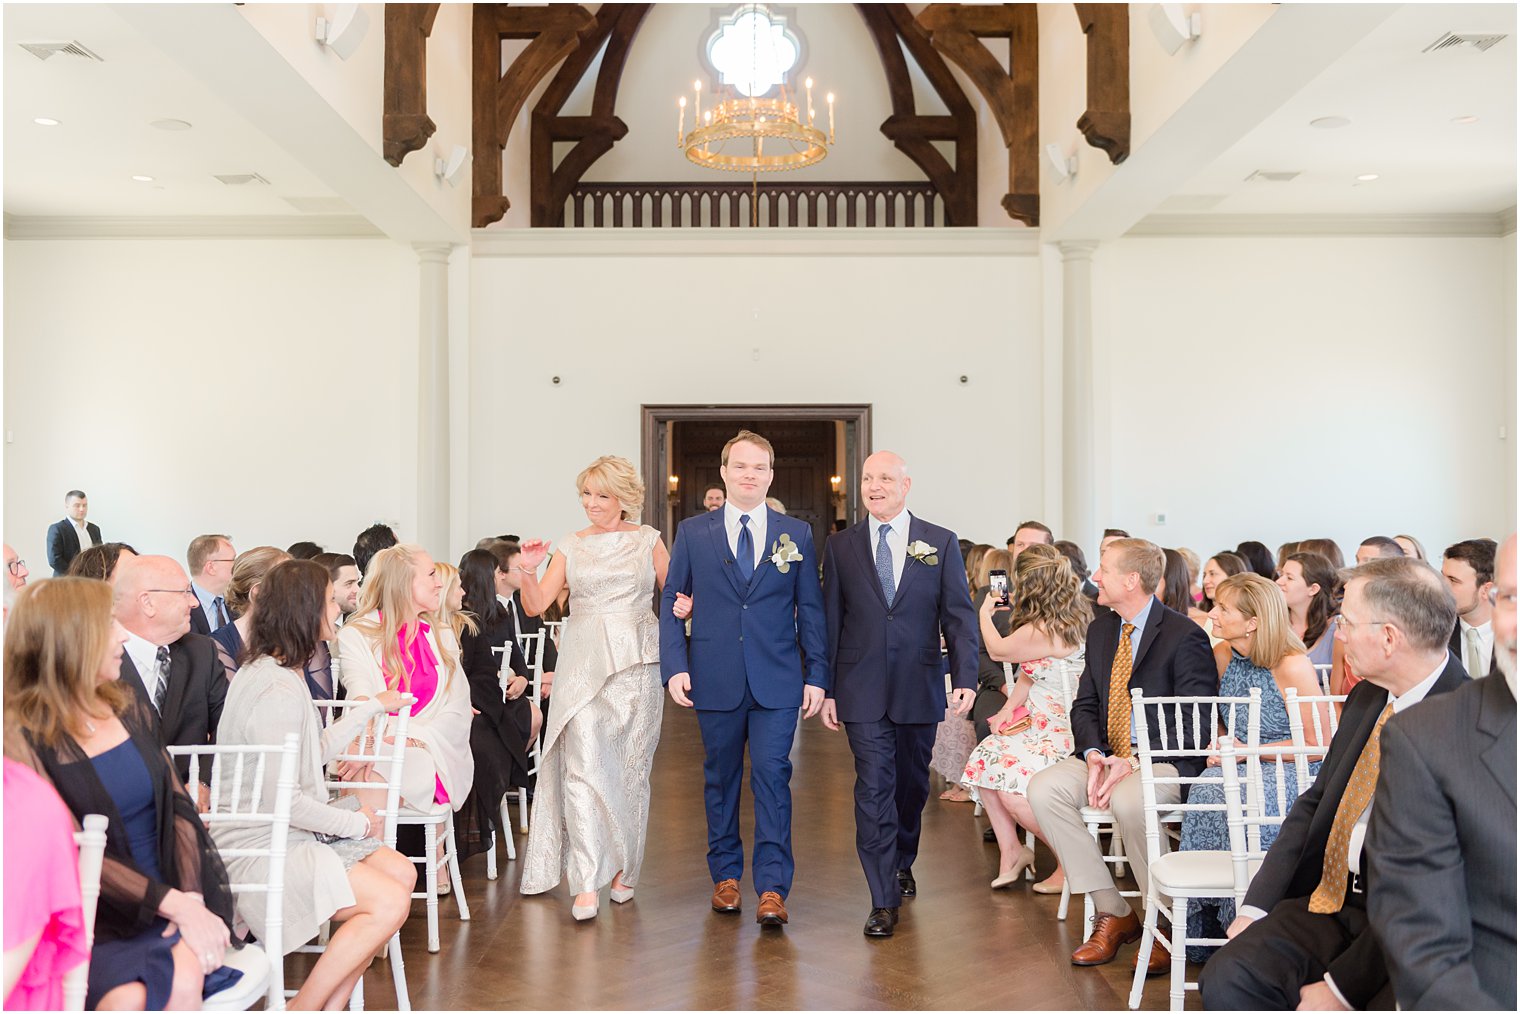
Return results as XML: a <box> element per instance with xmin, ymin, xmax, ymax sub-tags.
<box><xmin>209</xmin><ymin>546</ymin><xmax>290</xmax><ymax>677</ymax></box>
<box><xmin>336</xmin><ymin>545</ymin><xmax>474</xmax><ymax>822</ymax></box>
<box><xmin>516</xmin><ymin>455</ymin><xmax>669</xmax><ymax>921</ymax></box>
<box><xmin>963</xmin><ymin>544</ymin><xmax>1091</xmax><ymax>893</ymax></box>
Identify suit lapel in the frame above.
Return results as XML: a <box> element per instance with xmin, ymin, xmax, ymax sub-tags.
<box><xmin>162</xmin><ymin>641</ymin><xmax>192</xmax><ymax>728</ymax></box>
<box><xmin>1477</xmin><ymin>674</ymin><xmax>1517</xmax><ymax>806</ymax></box>
<box><xmin>891</xmin><ymin>516</ymin><xmax>931</xmax><ymax>607</ymax></box>
<box><xmin>707</xmin><ymin>511</ymin><xmax>747</xmax><ymax>600</ymax></box>
<box><xmin>119</xmin><ymin>652</ymin><xmax>150</xmax><ymax>706</ymax></box>
<box><xmin>1132</xmin><ymin>598</ymin><xmax>1165</xmax><ymax>671</ymax></box>
<box><xmin>852</xmin><ymin>521</ymin><xmax>889</xmax><ymax>609</ymax></box>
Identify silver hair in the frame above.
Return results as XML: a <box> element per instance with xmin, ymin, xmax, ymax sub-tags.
<box><xmin>1340</xmin><ymin>557</ymin><xmax>1456</xmax><ymax>653</ymax></box>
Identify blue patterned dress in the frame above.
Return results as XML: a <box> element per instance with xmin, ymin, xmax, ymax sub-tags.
<box><xmin>1179</xmin><ymin>652</ymin><xmax>1321</xmax><ymax>962</ymax></box>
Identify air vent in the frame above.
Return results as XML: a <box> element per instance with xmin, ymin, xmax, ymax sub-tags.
<box><xmin>1244</xmin><ymin>170</ymin><xmax>1301</xmax><ymax>183</ymax></box>
<box><xmin>19</xmin><ymin>40</ymin><xmax>104</xmax><ymax>62</ymax></box>
<box><xmin>1423</xmin><ymin>32</ymin><xmax>1508</xmax><ymax>53</ymax></box>
<box><xmin>213</xmin><ymin>173</ymin><xmax>271</xmax><ymax>186</ymax></box>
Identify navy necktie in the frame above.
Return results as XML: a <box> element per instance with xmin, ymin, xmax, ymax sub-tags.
<box><xmin>736</xmin><ymin>515</ymin><xmax>754</xmax><ymax>584</ymax></box>
<box><xmin>876</xmin><ymin>523</ymin><xmax>896</xmax><ymax>604</ymax></box>
<box><xmin>213</xmin><ymin>596</ymin><xmax>229</xmax><ymax>629</ymax></box>
<box><xmin>153</xmin><ymin>646</ymin><xmax>171</xmax><ymax>713</ymax></box>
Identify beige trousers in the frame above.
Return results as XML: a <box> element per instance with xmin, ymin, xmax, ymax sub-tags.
<box><xmin>1026</xmin><ymin>755</ymin><xmax>1179</xmax><ymax>900</ymax></box>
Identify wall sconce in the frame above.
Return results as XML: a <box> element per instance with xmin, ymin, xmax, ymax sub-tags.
<box><xmin>434</xmin><ymin>145</ymin><xmax>469</xmax><ymax>187</ymax></box>
<box><xmin>1149</xmin><ymin>4</ymin><xmax>1202</xmax><ymax>56</ymax></box>
<box><xmin>1045</xmin><ymin>143</ymin><xmax>1078</xmax><ymax>183</ymax></box>
<box><xmin>829</xmin><ymin>474</ymin><xmax>844</xmax><ymax>509</ymax></box>
<box><xmin>315</xmin><ymin>3</ymin><xmax>370</xmax><ymax>60</ymax></box>
<box><xmin>667</xmin><ymin>474</ymin><xmax>680</xmax><ymax>504</ymax></box>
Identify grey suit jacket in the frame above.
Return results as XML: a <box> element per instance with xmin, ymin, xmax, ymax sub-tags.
<box><xmin>1367</xmin><ymin>673</ymin><xmax>1516</xmax><ymax>1010</ymax></box>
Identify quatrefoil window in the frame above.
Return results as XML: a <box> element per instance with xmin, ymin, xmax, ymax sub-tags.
<box><xmin>706</xmin><ymin>4</ymin><xmax>801</xmax><ymax>98</ymax></box>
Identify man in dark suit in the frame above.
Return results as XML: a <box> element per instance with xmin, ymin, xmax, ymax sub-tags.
<box><xmin>113</xmin><ymin>555</ymin><xmax>228</xmax><ymax>789</ymax></box>
<box><xmin>1366</xmin><ymin>534</ymin><xmax>1516</xmax><ymax>1011</ymax></box>
<box><xmin>1200</xmin><ymin>558</ymin><xmax>1468</xmax><ymax>1011</ymax></box>
<box><xmin>46</xmin><ymin>489</ymin><xmax>101</xmax><ymax>576</ymax></box>
<box><xmin>1028</xmin><ymin>537</ymin><xmax>1217</xmax><ymax>974</ymax></box>
<box><xmin>821</xmin><ymin>451</ymin><xmax>979</xmax><ymax>937</ymax></box>
<box><xmin>660</xmin><ymin>430</ymin><xmax>829</xmax><ymax>926</ymax></box>
<box><xmin>185</xmin><ymin>533</ymin><xmax>236</xmax><ymax>636</ymax></box>
<box><xmin>1442</xmin><ymin>538</ymin><xmax>1500</xmax><ymax>679</ymax></box>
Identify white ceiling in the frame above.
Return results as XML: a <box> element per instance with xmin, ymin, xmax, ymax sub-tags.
<box><xmin>3</xmin><ymin>3</ymin><xmax>344</xmax><ymax>217</ymax></box>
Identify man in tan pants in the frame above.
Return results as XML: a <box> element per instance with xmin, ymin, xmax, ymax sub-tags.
<box><xmin>1027</xmin><ymin>539</ymin><xmax>1217</xmax><ymax>975</ymax></box>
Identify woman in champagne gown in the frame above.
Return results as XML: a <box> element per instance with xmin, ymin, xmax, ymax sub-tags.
<box><xmin>517</xmin><ymin>456</ymin><xmax>670</xmax><ymax>920</ymax></box>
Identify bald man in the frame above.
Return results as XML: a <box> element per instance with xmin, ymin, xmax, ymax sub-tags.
<box><xmin>820</xmin><ymin>451</ymin><xmax>978</xmax><ymax>937</ymax></box>
<box><xmin>114</xmin><ymin>555</ymin><xmax>228</xmax><ymax>786</ymax></box>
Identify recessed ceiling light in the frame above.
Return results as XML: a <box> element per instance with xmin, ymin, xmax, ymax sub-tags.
<box><xmin>32</xmin><ymin>117</ymin><xmax>60</xmax><ymax>126</ymax></box>
<box><xmin>1356</xmin><ymin>173</ymin><xmax>1380</xmax><ymax>182</ymax></box>
<box><xmin>1310</xmin><ymin>116</ymin><xmax>1351</xmax><ymax>129</ymax></box>
<box><xmin>1452</xmin><ymin>115</ymin><xmax>1480</xmax><ymax>125</ymax></box>
<box><xmin>150</xmin><ymin>118</ymin><xmax>192</xmax><ymax>131</ymax></box>
<box><xmin>131</xmin><ymin>175</ymin><xmax>154</xmax><ymax>182</ymax></box>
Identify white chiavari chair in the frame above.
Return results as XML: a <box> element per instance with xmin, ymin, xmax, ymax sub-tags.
<box><xmin>1285</xmin><ymin>689</ymin><xmax>1345</xmax><ymax>786</ymax></box>
<box><xmin>62</xmin><ymin>814</ymin><xmax>108</xmax><ymax>1012</ymax></box>
<box><xmin>1313</xmin><ymin>663</ymin><xmax>1334</xmax><ymax>696</ymax></box>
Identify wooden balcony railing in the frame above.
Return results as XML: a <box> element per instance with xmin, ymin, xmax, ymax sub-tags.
<box><xmin>562</xmin><ymin>181</ymin><xmax>943</xmax><ymax>228</ymax></box>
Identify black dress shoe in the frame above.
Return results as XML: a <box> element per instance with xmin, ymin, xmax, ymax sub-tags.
<box><xmin>896</xmin><ymin>869</ymin><xmax>916</xmax><ymax>897</ymax></box>
<box><xmin>983</xmin><ymin>826</ymin><xmax>997</xmax><ymax>843</ymax></box>
<box><xmin>864</xmin><ymin>907</ymin><xmax>899</xmax><ymax>938</ymax></box>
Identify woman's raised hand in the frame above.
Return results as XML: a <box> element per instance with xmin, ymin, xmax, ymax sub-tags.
<box><xmin>517</xmin><ymin>540</ymin><xmax>551</xmax><ymax>572</ymax></box>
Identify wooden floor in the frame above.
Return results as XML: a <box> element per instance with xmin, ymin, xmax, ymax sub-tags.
<box><xmin>323</xmin><ymin>706</ymin><xmax>1178</xmax><ymax>1010</ymax></box>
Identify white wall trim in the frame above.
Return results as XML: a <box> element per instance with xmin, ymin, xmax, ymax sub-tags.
<box><xmin>2</xmin><ymin>214</ymin><xmax>385</xmax><ymax>240</ymax></box>
<box><xmin>469</xmin><ymin>226</ymin><xmax>1042</xmax><ymax>258</ymax></box>
<box><xmin>1127</xmin><ymin>212</ymin><xmax>1514</xmax><ymax>239</ymax></box>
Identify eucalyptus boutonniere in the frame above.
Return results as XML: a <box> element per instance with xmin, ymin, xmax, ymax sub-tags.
<box><xmin>906</xmin><ymin>540</ymin><xmax>940</xmax><ymax>566</ymax></box>
<box><xmin>769</xmin><ymin>533</ymin><xmax>804</xmax><ymax>573</ymax></box>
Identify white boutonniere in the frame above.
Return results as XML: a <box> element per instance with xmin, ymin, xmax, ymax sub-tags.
<box><xmin>769</xmin><ymin>533</ymin><xmax>804</xmax><ymax>573</ymax></box>
<box><xmin>906</xmin><ymin>540</ymin><xmax>940</xmax><ymax>566</ymax></box>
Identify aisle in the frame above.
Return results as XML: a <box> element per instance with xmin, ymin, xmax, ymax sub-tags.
<box><xmin>325</xmin><ymin>705</ymin><xmax>1168</xmax><ymax>1010</ymax></box>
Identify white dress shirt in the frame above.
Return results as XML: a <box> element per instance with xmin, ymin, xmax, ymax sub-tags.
<box><xmin>1459</xmin><ymin>618</ymin><xmax>1493</xmax><ymax>676</ymax></box>
<box><xmin>71</xmin><ymin>518</ymin><xmax>94</xmax><ymax>552</ymax></box>
<box><xmin>124</xmin><ymin>631</ymin><xmax>167</xmax><ymax>705</ymax></box>
<box><xmin>867</xmin><ymin>508</ymin><xmax>911</xmax><ymax>590</ymax></box>
<box><xmin>723</xmin><ymin>501</ymin><xmax>767</xmax><ymax>570</ymax></box>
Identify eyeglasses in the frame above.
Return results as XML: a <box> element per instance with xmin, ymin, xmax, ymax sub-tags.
<box><xmin>207</xmin><ymin>558</ymin><xmax>236</xmax><ymax>566</ymax></box>
<box><xmin>1334</xmin><ymin>613</ymin><xmax>1391</xmax><ymax>630</ymax></box>
<box><xmin>145</xmin><ymin>587</ymin><xmax>198</xmax><ymax>599</ymax></box>
<box><xmin>6</xmin><ymin>559</ymin><xmax>24</xmax><ymax>575</ymax></box>
<box><xmin>1489</xmin><ymin>587</ymin><xmax>1518</xmax><ymax>609</ymax></box>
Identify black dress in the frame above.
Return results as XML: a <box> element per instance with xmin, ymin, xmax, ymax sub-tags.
<box><xmin>970</xmin><ymin>587</ymin><xmax>1016</xmax><ymax>740</ymax></box>
<box><xmin>453</xmin><ymin>612</ymin><xmax>536</xmax><ymax>857</ymax></box>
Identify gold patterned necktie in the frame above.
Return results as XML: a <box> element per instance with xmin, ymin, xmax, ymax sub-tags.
<box><xmin>1308</xmin><ymin>702</ymin><xmax>1395</xmax><ymax>914</ymax></box>
<box><xmin>1107</xmin><ymin>623</ymin><xmax>1137</xmax><ymax>758</ymax></box>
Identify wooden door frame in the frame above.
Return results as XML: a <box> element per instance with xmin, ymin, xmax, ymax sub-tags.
<box><xmin>640</xmin><ymin>404</ymin><xmax>872</xmax><ymax>534</ymax></box>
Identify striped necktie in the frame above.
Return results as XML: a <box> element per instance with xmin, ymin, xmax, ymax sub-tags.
<box><xmin>152</xmin><ymin>646</ymin><xmax>171</xmax><ymax>713</ymax></box>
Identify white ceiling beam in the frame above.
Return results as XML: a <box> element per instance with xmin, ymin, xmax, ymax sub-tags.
<box><xmin>113</xmin><ymin>4</ymin><xmax>464</xmax><ymax>245</ymax></box>
<box><xmin>1047</xmin><ymin>3</ymin><xmax>1402</xmax><ymax>243</ymax></box>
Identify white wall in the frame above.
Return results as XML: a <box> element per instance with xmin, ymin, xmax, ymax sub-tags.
<box><xmin>3</xmin><ymin>236</ymin><xmax>420</xmax><ymax>573</ymax></box>
<box><xmin>1094</xmin><ymin>232</ymin><xmax>1515</xmax><ymax>559</ymax></box>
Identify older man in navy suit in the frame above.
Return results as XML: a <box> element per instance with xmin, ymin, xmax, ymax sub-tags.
<box><xmin>661</xmin><ymin>430</ymin><xmax>830</xmax><ymax>928</ymax></box>
<box><xmin>821</xmin><ymin>450</ymin><xmax>979</xmax><ymax>937</ymax></box>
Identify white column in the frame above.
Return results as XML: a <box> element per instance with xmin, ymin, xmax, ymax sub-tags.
<box><xmin>415</xmin><ymin>244</ymin><xmax>452</xmax><ymax>555</ymax></box>
<box><xmin>1059</xmin><ymin>241</ymin><xmax>1098</xmax><ymax>549</ymax></box>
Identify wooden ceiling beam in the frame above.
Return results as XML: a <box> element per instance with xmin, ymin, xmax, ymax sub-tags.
<box><xmin>1074</xmin><ymin>3</ymin><xmax>1130</xmax><ymax>164</ymax></box>
<box><xmin>383</xmin><ymin>3</ymin><xmax>442</xmax><ymax>167</ymax></box>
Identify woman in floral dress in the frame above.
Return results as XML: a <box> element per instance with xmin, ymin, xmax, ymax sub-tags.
<box><xmin>961</xmin><ymin>544</ymin><xmax>1091</xmax><ymax>892</ymax></box>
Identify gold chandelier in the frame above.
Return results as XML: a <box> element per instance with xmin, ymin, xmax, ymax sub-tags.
<box><xmin>677</xmin><ymin>77</ymin><xmax>835</xmax><ymax>173</ymax></box>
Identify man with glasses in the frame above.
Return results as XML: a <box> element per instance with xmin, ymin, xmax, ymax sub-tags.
<box><xmin>4</xmin><ymin>543</ymin><xmax>27</xmax><ymax>591</ymax></box>
<box><xmin>1201</xmin><ymin>557</ymin><xmax>1468</xmax><ymax>1011</ymax></box>
<box><xmin>113</xmin><ymin>554</ymin><xmax>228</xmax><ymax>790</ymax></box>
<box><xmin>46</xmin><ymin>489</ymin><xmax>101</xmax><ymax>576</ymax></box>
<box><xmin>185</xmin><ymin>533</ymin><xmax>237</xmax><ymax>635</ymax></box>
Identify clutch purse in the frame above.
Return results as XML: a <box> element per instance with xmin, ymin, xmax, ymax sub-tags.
<box><xmin>997</xmin><ymin>705</ymin><xmax>1032</xmax><ymax>735</ymax></box>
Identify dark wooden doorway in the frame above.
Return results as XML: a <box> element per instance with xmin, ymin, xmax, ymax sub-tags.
<box><xmin>640</xmin><ymin>405</ymin><xmax>872</xmax><ymax>549</ymax></box>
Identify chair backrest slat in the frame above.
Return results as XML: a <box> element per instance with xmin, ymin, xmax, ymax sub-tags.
<box><xmin>1220</xmin><ymin>738</ymin><xmax>1324</xmax><ymax>901</ymax></box>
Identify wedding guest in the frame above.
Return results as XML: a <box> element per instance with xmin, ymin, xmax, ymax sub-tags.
<box><xmin>963</xmin><ymin>544</ymin><xmax>993</xmax><ymax>597</ymax></box>
<box><xmin>312</xmin><ymin>552</ymin><xmax>362</xmax><ymax>620</ymax></box>
<box><xmin>431</xmin><ymin>561</ymin><xmax>498</xmax><ymax>867</ymax></box>
<box><xmin>1275</xmin><ymin>541</ymin><xmax>1302</xmax><ymax>571</ymax></box>
<box><xmin>1199</xmin><ymin>552</ymin><xmax>1249</xmax><ymax>640</ymax></box>
<box><xmin>186</xmin><ymin>534</ymin><xmax>237</xmax><ymax>636</ymax></box>
<box><xmin>1054</xmin><ymin>540</ymin><xmax>1089</xmax><ymax>585</ymax></box>
<box><xmin>352</xmin><ymin>524</ymin><xmax>398</xmax><ymax>577</ymax></box>
<box><xmin>1443</xmin><ymin>538</ymin><xmax>1498</xmax><ymax>678</ymax></box>
<box><xmin>518</xmin><ymin>456</ymin><xmax>669</xmax><ymax>921</ymax></box>
<box><xmin>46</xmin><ymin>490</ymin><xmax>101</xmax><ymax>576</ymax></box>
<box><xmin>964</xmin><ymin>544</ymin><xmax>1090</xmax><ymax>895</ymax></box>
<box><xmin>703</xmin><ymin>486</ymin><xmax>725</xmax><ymax>512</ymax></box>
<box><xmin>1178</xmin><ymin>573</ymin><xmax>1323</xmax><ymax>961</ymax></box>
<box><xmin>970</xmin><ymin>549</ymin><xmax>1017</xmax><ymax>742</ymax></box>
<box><xmin>209</xmin><ymin>547</ymin><xmax>290</xmax><ymax>678</ymax></box>
<box><xmin>337</xmin><ymin>546</ymin><xmax>474</xmax><ymax>820</ymax></box>
<box><xmin>6</xmin><ymin>578</ymin><xmax>239</xmax><ymax>1010</ymax></box>
<box><xmin>3</xmin><ymin>757</ymin><xmax>88</xmax><ymax>1010</ymax></box>
<box><xmin>1175</xmin><ymin>547</ymin><xmax>1203</xmax><ymax>603</ymax></box>
<box><xmin>1160</xmin><ymin>549</ymin><xmax>1199</xmax><ymax>620</ymax></box>
<box><xmin>1355</xmin><ymin>535</ymin><xmax>1404</xmax><ymax>565</ymax></box>
<box><xmin>1234</xmin><ymin>541</ymin><xmax>1277</xmax><ymax>580</ymax></box>
<box><xmin>934</xmin><ymin>547</ymin><xmax>995</xmax><ymax>801</ymax></box>
<box><xmin>4</xmin><ymin>542</ymin><xmax>28</xmax><ymax>591</ymax></box>
<box><xmin>765</xmin><ymin>496</ymin><xmax>787</xmax><ymax>515</ymax></box>
<box><xmin>67</xmin><ymin>542</ymin><xmax>138</xmax><ymax>583</ymax></box>
<box><xmin>286</xmin><ymin>541</ymin><xmax>323</xmax><ymax>560</ymax></box>
<box><xmin>1297</xmin><ymin>537</ymin><xmax>1346</xmax><ymax>572</ymax></box>
<box><xmin>211</xmin><ymin>559</ymin><xmax>415</xmax><ymax>1010</ymax></box>
<box><xmin>1277</xmin><ymin>552</ymin><xmax>1339</xmax><ymax>667</ymax></box>
<box><xmin>487</xmin><ymin>539</ymin><xmax>558</xmax><ymax>699</ymax></box>
<box><xmin>1009</xmin><ymin>521</ymin><xmax>1055</xmax><ymax>559</ymax></box>
<box><xmin>1392</xmin><ymin>533</ymin><xmax>1427</xmax><ymax>563</ymax></box>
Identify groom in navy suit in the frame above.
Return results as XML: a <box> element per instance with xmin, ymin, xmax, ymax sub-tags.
<box><xmin>822</xmin><ymin>450</ymin><xmax>979</xmax><ymax>937</ymax></box>
<box><xmin>660</xmin><ymin>430</ymin><xmax>829</xmax><ymax>927</ymax></box>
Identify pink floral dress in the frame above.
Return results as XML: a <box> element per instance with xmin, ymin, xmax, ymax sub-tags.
<box><xmin>960</xmin><ymin>647</ymin><xmax>1085</xmax><ymax>798</ymax></box>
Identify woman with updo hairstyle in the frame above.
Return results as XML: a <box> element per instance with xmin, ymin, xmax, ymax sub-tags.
<box><xmin>963</xmin><ymin>543</ymin><xmax>1091</xmax><ymax>894</ymax></box>
<box><xmin>210</xmin><ymin>546</ymin><xmax>290</xmax><ymax>677</ymax></box>
<box><xmin>515</xmin><ymin>455</ymin><xmax>671</xmax><ymax>920</ymax></box>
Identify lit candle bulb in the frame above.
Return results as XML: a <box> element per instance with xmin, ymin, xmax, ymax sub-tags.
<box><xmin>826</xmin><ymin>92</ymin><xmax>835</xmax><ymax>143</ymax></box>
<box><xmin>678</xmin><ymin>95</ymin><xmax>686</xmax><ymax>145</ymax></box>
<box><xmin>805</xmin><ymin>77</ymin><xmax>815</xmax><ymax>126</ymax></box>
<box><xmin>693</xmin><ymin>79</ymin><xmax>702</xmax><ymax>124</ymax></box>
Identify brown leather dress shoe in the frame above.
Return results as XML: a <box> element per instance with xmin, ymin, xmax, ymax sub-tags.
<box><xmin>711</xmin><ymin>878</ymin><xmax>742</xmax><ymax>913</ymax></box>
<box><xmin>1135</xmin><ymin>936</ymin><xmax>1170</xmax><ymax>977</ymax></box>
<box><xmin>1070</xmin><ymin>911</ymin><xmax>1142</xmax><ymax>966</ymax></box>
<box><xmin>756</xmin><ymin>891</ymin><xmax>788</xmax><ymax>926</ymax></box>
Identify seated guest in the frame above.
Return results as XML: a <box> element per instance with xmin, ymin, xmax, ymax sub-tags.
<box><xmin>1199</xmin><ymin>558</ymin><xmax>1467</xmax><ymax>1011</ymax></box>
<box><xmin>312</xmin><ymin>553</ymin><xmax>362</xmax><ymax>621</ymax></box>
<box><xmin>1275</xmin><ymin>541</ymin><xmax>1301</xmax><ymax>571</ymax></box>
<box><xmin>1009</xmin><ymin>520</ymin><xmax>1055</xmax><ymax>559</ymax></box>
<box><xmin>1178</xmin><ymin>573</ymin><xmax>1323</xmax><ymax>961</ymax></box>
<box><xmin>46</xmin><ymin>490</ymin><xmax>101</xmax><ymax>576</ymax></box>
<box><xmin>3</xmin><ymin>757</ymin><xmax>88</xmax><ymax>1010</ymax></box>
<box><xmin>1277</xmin><ymin>551</ymin><xmax>1339</xmax><ymax>667</ymax></box>
<box><xmin>1234</xmin><ymin>540</ymin><xmax>1277</xmax><ymax>580</ymax></box>
<box><xmin>970</xmin><ymin>549</ymin><xmax>1017</xmax><ymax>742</ymax></box>
<box><xmin>488</xmin><ymin>539</ymin><xmax>558</xmax><ymax>700</ymax></box>
<box><xmin>1175</xmin><ymin>547</ymin><xmax>1203</xmax><ymax>604</ymax></box>
<box><xmin>764</xmin><ymin>496</ymin><xmax>787</xmax><ymax>515</ymax></box>
<box><xmin>5</xmin><ymin>578</ymin><xmax>240</xmax><ymax>1010</ymax></box>
<box><xmin>1298</xmin><ymin>537</ymin><xmax>1346</xmax><ymax>572</ymax></box>
<box><xmin>963</xmin><ymin>543</ymin><xmax>993</xmax><ymax>598</ymax></box>
<box><xmin>112</xmin><ymin>556</ymin><xmax>228</xmax><ymax>787</ymax></box>
<box><xmin>1355</xmin><ymin>535</ymin><xmax>1405</xmax><ymax>565</ymax></box>
<box><xmin>67</xmin><ymin>542</ymin><xmax>138</xmax><ymax>582</ymax></box>
<box><xmin>351</xmin><ymin>524</ymin><xmax>398</xmax><ymax>578</ymax></box>
<box><xmin>286</xmin><ymin>541</ymin><xmax>323</xmax><ymax>560</ymax></box>
<box><xmin>211</xmin><ymin>560</ymin><xmax>415</xmax><ymax>1010</ymax></box>
<box><xmin>209</xmin><ymin>547</ymin><xmax>290</xmax><ymax>678</ymax></box>
<box><xmin>1392</xmin><ymin>533</ymin><xmax>1427</xmax><ymax>562</ymax></box>
<box><xmin>963</xmin><ymin>544</ymin><xmax>1090</xmax><ymax>895</ymax></box>
<box><xmin>186</xmin><ymin>534</ymin><xmax>237</xmax><ymax>636</ymax></box>
<box><xmin>1366</xmin><ymin>534</ymin><xmax>1516</xmax><ymax>1010</ymax></box>
<box><xmin>5</xmin><ymin>542</ymin><xmax>28</xmax><ymax>591</ymax></box>
<box><xmin>1198</xmin><ymin>552</ymin><xmax>1249</xmax><ymax>640</ymax></box>
<box><xmin>458</xmin><ymin>548</ymin><xmax>541</xmax><ymax>795</ymax></box>
<box><xmin>1160</xmin><ymin>548</ymin><xmax>1203</xmax><ymax>623</ymax></box>
<box><xmin>337</xmin><ymin>545</ymin><xmax>474</xmax><ymax>818</ymax></box>
<box><xmin>1443</xmin><ymin>538</ymin><xmax>1499</xmax><ymax>678</ymax></box>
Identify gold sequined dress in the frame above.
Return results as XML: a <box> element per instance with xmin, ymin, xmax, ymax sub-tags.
<box><xmin>520</xmin><ymin>525</ymin><xmax>664</xmax><ymax>896</ymax></box>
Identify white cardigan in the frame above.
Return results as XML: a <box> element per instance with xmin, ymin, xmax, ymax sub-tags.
<box><xmin>336</xmin><ymin>612</ymin><xmax>474</xmax><ymax>812</ymax></box>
